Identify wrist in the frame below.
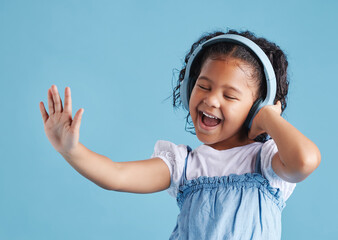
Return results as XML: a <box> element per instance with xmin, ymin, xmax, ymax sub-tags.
<box><xmin>60</xmin><ymin>142</ymin><xmax>83</xmax><ymax>161</ymax></box>
<box><xmin>260</xmin><ymin>107</ymin><xmax>283</xmax><ymax>134</ymax></box>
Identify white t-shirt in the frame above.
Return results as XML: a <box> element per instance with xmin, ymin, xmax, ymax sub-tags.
<box><xmin>151</xmin><ymin>139</ymin><xmax>296</xmax><ymax>201</ymax></box>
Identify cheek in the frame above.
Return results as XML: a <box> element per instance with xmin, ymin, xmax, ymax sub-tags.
<box><xmin>226</xmin><ymin>102</ymin><xmax>253</xmax><ymax>121</ymax></box>
<box><xmin>188</xmin><ymin>88</ymin><xmax>199</xmax><ymax>109</ymax></box>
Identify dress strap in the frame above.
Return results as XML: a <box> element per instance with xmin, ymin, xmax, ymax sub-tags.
<box><xmin>255</xmin><ymin>146</ymin><xmax>263</xmax><ymax>174</ymax></box>
<box><xmin>182</xmin><ymin>145</ymin><xmax>192</xmax><ymax>184</ymax></box>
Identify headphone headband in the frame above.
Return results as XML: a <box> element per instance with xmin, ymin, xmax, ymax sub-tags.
<box><xmin>180</xmin><ymin>34</ymin><xmax>277</xmax><ymax>129</ymax></box>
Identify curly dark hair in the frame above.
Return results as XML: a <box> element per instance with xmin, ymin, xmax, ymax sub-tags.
<box><xmin>172</xmin><ymin>28</ymin><xmax>289</xmax><ymax>142</ymax></box>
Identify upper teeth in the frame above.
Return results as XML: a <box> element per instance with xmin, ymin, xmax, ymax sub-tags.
<box><xmin>203</xmin><ymin>112</ymin><xmax>218</xmax><ymax>119</ymax></box>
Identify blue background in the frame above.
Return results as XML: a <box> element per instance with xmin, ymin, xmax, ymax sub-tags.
<box><xmin>1</xmin><ymin>0</ymin><xmax>337</xmax><ymax>239</ymax></box>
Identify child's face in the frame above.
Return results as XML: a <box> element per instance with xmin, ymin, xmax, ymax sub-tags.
<box><xmin>189</xmin><ymin>56</ymin><xmax>258</xmax><ymax>150</ymax></box>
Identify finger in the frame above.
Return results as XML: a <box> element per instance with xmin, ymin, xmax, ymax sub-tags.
<box><xmin>276</xmin><ymin>101</ymin><xmax>282</xmax><ymax>114</ymax></box>
<box><xmin>248</xmin><ymin>129</ymin><xmax>256</xmax><ymax>140</ymax></box>
<box><xmin>59</xmin><ymin>88</ymin><xmax>63</xmax><ymax>112</ymax></box>
<box><xmin>47</xmin><ymin>87</ymin><xmax>54</xmax><ymax>115</ymax></box>
<box><xmin>39</xmin><ymin>101</ymin><xmax>49</xmax><ymax>124</ymax></box>
<box><xmin>71</xmin><ymin>108</ymin><xmax>84</xmax><ymax>133</ymax></box>
<box><xmin>64</xmin><ymin>87</ymin><xmax>72</xmax><ymax>116</ymax></box>
<box><xmin>51</xmin><ymin>85</ymin><xmax>62</xmax><ymax>113</ymax></box>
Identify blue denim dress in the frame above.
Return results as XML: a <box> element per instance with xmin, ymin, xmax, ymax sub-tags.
<box><xmin>169</xmin><ymin>146</ymin><xmax>285</xmax><ymax>240</ymax></box>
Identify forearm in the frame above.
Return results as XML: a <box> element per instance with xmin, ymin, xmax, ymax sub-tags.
<box><xmin>59</xmin><ymin>143</ymin><xmax>121</xmax><ymax>190</ymax></box>
<box><xmin>262</xmin><ymin>111</ymin><xmax>321</xmax><ymax>172</ymax></box>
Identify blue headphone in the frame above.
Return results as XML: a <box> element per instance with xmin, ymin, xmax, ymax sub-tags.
<box><xmin>180</xmin><ymin>34</ymin><xmax>277</xmax><ymax>130</ymax></box>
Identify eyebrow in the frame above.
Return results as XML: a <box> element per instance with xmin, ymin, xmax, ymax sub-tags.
<box><xmin>197</xmin><ymin>76</ymin><xmax>243</xmax><ymax>95</ymax></box>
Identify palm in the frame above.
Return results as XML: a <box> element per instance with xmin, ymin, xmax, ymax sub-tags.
<box><xmin>44</xmin><ymin>111</ymin><xmax>75</xmax><ymax>153</ymax></box>
<box><xmin>39</xmin><ymin>85</ymin><xmax>84</xmax><ymax>154</ymax></box>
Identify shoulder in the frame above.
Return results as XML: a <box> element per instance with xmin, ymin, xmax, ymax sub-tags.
<box><xmin>151</xmin><ymin>140</ymin><xmax>189</xmax><ymax>198</ymax></box>
<box><xmin>261</xmin><ymin>138</ymin><xmax>278</xmax><ymax>157</ymax></box>
<box><xmin>151</xmin><ymin>140</ymin><xmax>188</xmax><ymax>163</ymax></box>
<box><xmin>260</xmin><ymin>139</ymin><xmax>296</xmax><ymax>201</ymax></box>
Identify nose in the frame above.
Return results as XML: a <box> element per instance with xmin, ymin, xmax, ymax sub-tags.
<box><xmin>203</xmin><ymin>92</ymin><xmax>221</xmax><ymax>108</ymax></box>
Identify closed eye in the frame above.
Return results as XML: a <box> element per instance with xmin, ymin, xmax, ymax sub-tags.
<box><xmin>224</xmin><ymin>95</ymin><xmax>237</xmax><ymax>100</ymax></box>
<box><xmin>198</xmin><ymin>85</ymin><xmax>210</xmax><ymax>90</ymax></box>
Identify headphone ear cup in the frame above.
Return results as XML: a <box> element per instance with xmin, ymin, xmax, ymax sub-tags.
<box><xmin>186</xmin><ymin>76</ymin><xmax>197</xmax><ymax>108</ymax></box>
<box><xmin>244</xmin><ymin>99</ymin><xmax>263</xmax><ymax>130</ymax></box>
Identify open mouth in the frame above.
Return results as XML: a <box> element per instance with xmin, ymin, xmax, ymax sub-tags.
<box><xmin>199</xmin><ymin>111</ymin><xmax>222</xmax><ymax>128</ymax></box>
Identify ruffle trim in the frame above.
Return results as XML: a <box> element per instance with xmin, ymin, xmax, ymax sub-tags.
<box><xmin>176</xmin><ymin>173</ymin><xmax>285</xmax><ymax>211</ymax></box>
<box><xmin>152</xmin><ymin>151</ymin><xmax>176</xmax><ymax>167</ymax></box>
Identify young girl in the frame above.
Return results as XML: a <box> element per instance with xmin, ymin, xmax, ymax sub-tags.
<box><xmin>39</xmin><ymin>29</ymin><xmax>321</xmax><ymax>239</ymax></box>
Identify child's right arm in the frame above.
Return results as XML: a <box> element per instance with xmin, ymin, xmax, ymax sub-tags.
<box><xmin>39</xmin><ymin>85</ymin><xmax>170</xmax><ymax>193</ymax></box>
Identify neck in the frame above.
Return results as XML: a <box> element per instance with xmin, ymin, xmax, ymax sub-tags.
<box><xmin>205</xmin><ymin>128</ymin><xmax>255</xmax><ymax>151</ymax></box>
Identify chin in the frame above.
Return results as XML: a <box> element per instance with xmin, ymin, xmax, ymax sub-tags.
<box><xmin>195</xmin><ymin>132</ymin><xmax>220</xmax><ymax>145</ymax></box>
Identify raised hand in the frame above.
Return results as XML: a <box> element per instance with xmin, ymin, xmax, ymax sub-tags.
<box><xmin>39</xmin><ymin>85</ymin><xmax>84</xmax><ymax>155</ymax></box>
<box><xmin>248</xmin><ymin>101</ymin><xmax>282</xmax><ymax>140</ymax></box>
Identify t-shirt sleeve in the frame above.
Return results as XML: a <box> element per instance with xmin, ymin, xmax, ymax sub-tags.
<box><xmin>260</xmin><ymin>139</ymin><xmax>296</xmax><ymax>201</ymax></box>
<box><xmin>151</xmin><ymin>140</ymin><xmax>188</xmax><ymax>198</ymax></box>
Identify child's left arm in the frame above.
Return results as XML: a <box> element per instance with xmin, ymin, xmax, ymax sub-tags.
<box><xmin>248</xmin><ymin>101</ymin><xmax>321</xmax><ymax>183</ymax></box>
